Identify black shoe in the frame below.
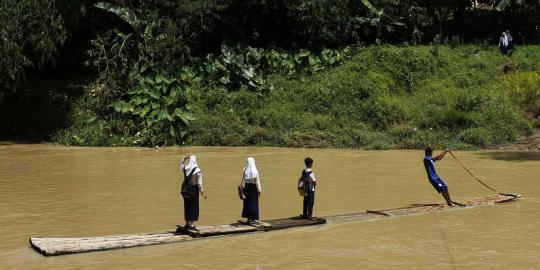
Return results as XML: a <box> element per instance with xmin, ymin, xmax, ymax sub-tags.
<box><xmin>188</xmin><ymin>225</ymin><xmax>198</xmax><ymax>231</ymax></box>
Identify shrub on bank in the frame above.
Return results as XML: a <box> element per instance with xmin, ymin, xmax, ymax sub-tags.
<box><xmin>502</xmin><ymin>72</ymin><xmax>540</xmax><ymax>119</ymax></box>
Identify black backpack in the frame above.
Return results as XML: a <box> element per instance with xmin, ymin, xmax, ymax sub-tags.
<box><xmin>297</xmin><ymin>169</ymin><xmax>312</xmax><ymax>197</ymax></box>
<box><xmin>181</xmin><ymin>167</ymin><xmax>198</xmax><ymax>199</ymax></box>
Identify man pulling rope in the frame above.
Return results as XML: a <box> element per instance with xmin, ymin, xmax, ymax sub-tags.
<box><xmin>423</xmin><ymin>147</ymin><xmax>464</xmax><ymax>207</ymax></box>
<box><xmin>423</xmin><ymin>147</ymin><xmax>519</xmax><ymax>207</ymax></box>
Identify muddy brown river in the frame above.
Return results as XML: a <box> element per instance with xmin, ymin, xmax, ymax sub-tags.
<box><xmin>1</xmin><ymin>144</ymin><xmax>539</xmax><ymax>269</ymax></box>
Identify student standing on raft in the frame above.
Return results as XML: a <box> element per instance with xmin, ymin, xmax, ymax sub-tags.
<box><xmin>423</xmin><ymin>147</ymin><xmax>455</xmax><ymax>206</ymax></box>
<box><xmin>241</xmin><ymin>157</ymin><xmax>261</xmax><ymax>225</ymax></box>
<box><xmin>299</xmin><ymin>157</ymin><xmax>317</xmax><ymax>219</ymax></box>
<box><xmin>180</xmin><ymin>155</ymin><xmax>206</xmax><ymax>230</ymax></box>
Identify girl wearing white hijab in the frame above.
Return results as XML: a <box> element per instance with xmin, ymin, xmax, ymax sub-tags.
<box><xmin>241</xmin><ymin>157</ymin><xmax>261</xmax><ymax>224</ymax></box>
<box><xmin>499</xmin><ymin>32</ymin><xmax>509</xmax><ymax>54</ymax></box>
<box><xmin>180</xmin><ymin>155</ymin><xmax>206</xmax><ymax>230</ymax></box>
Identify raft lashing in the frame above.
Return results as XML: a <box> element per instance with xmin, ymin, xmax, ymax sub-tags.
<box><xmin>30</xmin><ymin>194</ymin><xmax>520</xmax><ymax>256</ymax></box>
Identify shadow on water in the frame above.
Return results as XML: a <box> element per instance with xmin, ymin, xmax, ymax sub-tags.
<box><xmin>477</xmin><ymin>151</ymin><xmax>540</xmax><ymax>162</ymax></box>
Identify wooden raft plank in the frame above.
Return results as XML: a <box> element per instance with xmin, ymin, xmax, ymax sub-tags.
<box><xmin>324</xmin><ymin>211</ymin><xmax>388</xmax><ymax>223</ymax></box>
<box><xmin>324</xmin><ymin>194</ymin><xmax>520</xmax><ymax>223</ymax></box>
<box><xmin>30</xmin><ymin>232</ymin><xmax>191</xmax><ymax>256</ymax></box>
<box><xmin>383</xmin><ymin>194</ymin><xmax>520</xmax><ymax>217</ymax></box>
<box><xmin>29</xmin><ymin>194</ymin><xmax>520</xmax><ymax>256</ymax></box>
<box><xmin>31</xmin><ymin>222</ymin><xmax>268</xmax><ymax>256</ymax></box>
<box><xmin>178</xmin><ymin>223</ymin><xmax>261</xmax><ymax>237</ymax></box>
<box><xmin>263</xmin><ymin>216</ymin><xmax>327</xmax><ymax>230</ymax></box>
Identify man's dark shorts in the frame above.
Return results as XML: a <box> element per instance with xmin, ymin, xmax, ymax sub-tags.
<box><xmin>429</xmin><ymin>178</ymin><xmax>448</xmax><ymax>193</ymax></box>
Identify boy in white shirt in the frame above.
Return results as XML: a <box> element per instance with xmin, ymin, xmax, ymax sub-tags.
<box><xmin>300</xmin><ymin>157</ymin><xmax>317</xmax><ymax>219</ymax></box>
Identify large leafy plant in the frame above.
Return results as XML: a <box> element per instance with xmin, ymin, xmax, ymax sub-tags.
<box><xmin>195</xmin><ymin>45</ymin><xmax>352</xmax><ymax>95</ymax></box>
<box><xmin>355</xmin><ymin>0</ymin><xmax>406</xmax><ymax>44</ymax></box>
<box><xmin>202</xmin><ymin>45</ymin><xmax>268</xmax><ymax>93</ymax></box>
<box><xmin>112</xmin><ymin>72</ymin><xmax>194</xmax><ymax>146</ymax></box>
<box><xmin>266</xmin><ymin>47</ymin><xmax>352</xmax><ymax>75</ymax></box>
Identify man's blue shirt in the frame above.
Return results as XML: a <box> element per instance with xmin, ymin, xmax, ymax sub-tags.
<box><xmin>423</xmin><ymin>156</ymin><xmax>440</xmax><ymax>181</ymax></box>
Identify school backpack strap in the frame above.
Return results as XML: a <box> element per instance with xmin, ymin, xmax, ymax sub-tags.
<box><xmin>297</xmin><ymin>169</ymin><xmax>312</xmax><ymax>197</ymax></box>
<box><xmin>181</xmin><ymin>167</ymin><xmax>198</xmax><ymax>198</ymax></box>
<box><xmin>184</xmin><ymin>167</ymin><xmax>199</xmax><ymax>185</ymax></box>
<box><xmin>303</xmin><ymin>170</ymin><xmax>313</xmax><ymax>188</ymax></box>
<box><xmin>304</xmin><ymin>170</ymin><xmax>313</xmax><ymax>185</ymax></box>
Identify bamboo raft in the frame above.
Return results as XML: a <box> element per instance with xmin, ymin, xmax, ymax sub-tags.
<box><xmin>30</xmin><ymin>193</ymin><xmax>520</xmax><ymax>256</ymax></box>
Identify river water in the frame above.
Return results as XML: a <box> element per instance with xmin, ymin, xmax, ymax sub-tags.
<box><xmin>0</xmin><ymin>144</ymin><xmax>539</xmax><ymax>269</ymax></box>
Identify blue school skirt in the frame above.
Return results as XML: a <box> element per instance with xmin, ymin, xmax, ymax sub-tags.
<box><xmin>183</xmin><ymin>186</ymin><xmax>200</xmax><ymax>221</ymax></box>
<box><xmin>241</xmin><ymin>183</ymin><xmax>259</xmax><ymax>220</ymax></box>
<box><xmin>429</xmin><ymin>178</ymin><xmax>448</xmax><ymax>193</ymax></box>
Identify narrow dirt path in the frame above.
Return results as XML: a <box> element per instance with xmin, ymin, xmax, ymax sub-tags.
<box><xmin>490</xmin><ymin>128</ymin><xmax>540</xmax><ymax>150</ymax></box>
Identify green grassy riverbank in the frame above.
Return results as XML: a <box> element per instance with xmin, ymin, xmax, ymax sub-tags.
<box><xmin>53</xmin><ymin>45</ymin><xmax>540</xmax><ymax>149</ymax></box>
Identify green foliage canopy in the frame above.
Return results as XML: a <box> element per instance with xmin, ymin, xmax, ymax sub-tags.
<box><xmin>0</xmin><ymin>0</ymin><xmax>66</xmax><ymax>101</ymax></box>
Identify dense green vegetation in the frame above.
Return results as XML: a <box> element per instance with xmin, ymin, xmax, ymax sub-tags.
<box><xmin>1</xmin><ymin>0</ymin><xmax>539</xmax><ymax>148</ymax></box>
<box><xmin>0</xmin><ymin>0</ymin><xmax>66</xmax><ymax>99</ymax></box>
<box><xmin>53</xmin><ymin>45</ymin><xmax>540</xmax><ymax>149</ymax></box>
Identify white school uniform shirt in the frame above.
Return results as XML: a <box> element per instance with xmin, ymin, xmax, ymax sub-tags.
<box><xmin>181</xmin><ymin>163</ymin><xmax>204</xmax><ymax>192</ymax></box>
<box><xmin>243</xmin><ymin>168</ymin><xmax>262</xmax><ymax>193</ymax></box>
<box><xmin>305</xmin><ymin>168</ymin><xmax>317</xmax><ymax>191</ymax></box>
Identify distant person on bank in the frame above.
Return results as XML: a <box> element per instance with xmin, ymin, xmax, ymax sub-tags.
<box><xmin>423</xmin><ymin>147</ymin><xmax>456</xmax><ymax>206</ymax></box>
<box><xmin>499</xmin><ymin>32</ymin><xmax>509</xmax><ymax>55</ymax></box>
<box><xmin>240</xmin><ymin>157</ymin><xmax>261</xmax><ymax>224</ymax></box>
<box><xmin>298</xmin><ymin>157</ymin><xmax>317</xmax><ymax>219</ymax></box>
<box><xmin>505</xmin><ymin>30</ymin><xmax>514</xmax><ymax>50</ymax></box>
<box><xmin>180</xmin><ymin>155</ymin><xmax>206</xmax><ymax>230</ymax></box>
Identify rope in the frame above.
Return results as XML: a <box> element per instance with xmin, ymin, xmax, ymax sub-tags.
<box><xmin>448</xmin><ymin>151</ymin><xmax>518</xmax><ymax>198</ymax></box>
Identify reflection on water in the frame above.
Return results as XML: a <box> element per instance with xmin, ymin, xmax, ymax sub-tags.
<box><xmin>0</xmin><ymin>145</ymin><xmax>539</xmax><ymax>269</ymax></box>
